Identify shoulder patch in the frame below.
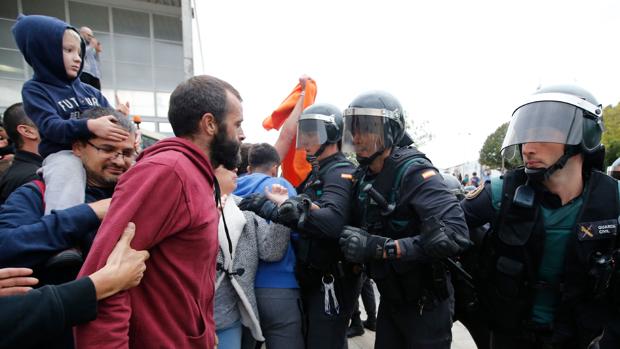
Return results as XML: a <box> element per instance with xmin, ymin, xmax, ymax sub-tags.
<box><xmin>421</xmin><ymin>169</ymin><xmax>436</xmax><ymax>180</ymax></box>
<box><xmin>341</xmin><ymin>173</ymin><xmax>353</xmax><ymax>180</ymax></box>
<box><xmin>465</xmin><ymin>184</ymin><xmax>485</xmax><ymax>200</ymax></box>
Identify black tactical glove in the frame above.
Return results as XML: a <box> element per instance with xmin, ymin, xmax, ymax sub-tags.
<box><xmin>339</xmin><ymin>226</ymin><xmax>391</xmax><ymax>263</ymax></box>
<box><xmin>277</xmin><ymin>194</ymin><xmax>312</xmax><ymax>228</ymax></box>
<box><xmin>238</xmin><ymin>193</ymin><xmax>279</xmax><ymax>222</ymax></box>
<box><xmin>419</xmin><ymin>216</ymin><xmax>472</xmax><ymax>258</ymax></box>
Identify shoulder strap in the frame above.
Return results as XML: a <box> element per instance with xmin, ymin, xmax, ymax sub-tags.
<box><xmin>490</xmin><ymin>175</ymin><xmax>503</xmax><ymax>212</ymax></box>
<box><xmin>372</xmin><ymin>146</ymin><xmax>431</xmax><ymax>202</ymax></box>
<box><xmin>31</xmin><ymin>179</ymin><xmax>46</xmax><ymax>212</ymax></box>
<box><xmin>318</xmin><ymin>160</ymin><xmax>351</xmax><ymax>177</ymax></box>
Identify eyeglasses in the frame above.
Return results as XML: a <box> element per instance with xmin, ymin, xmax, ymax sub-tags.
<box><xmin>86</xmin><ymin>140</ymin><xmax>136</xmax><ymax>161</ymax></box>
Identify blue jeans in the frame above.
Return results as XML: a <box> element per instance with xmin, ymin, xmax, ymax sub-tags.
<box><xmin>216</xmin><ymin>320</ymin><xmax>242</xmax><ymax>349</ymax></box>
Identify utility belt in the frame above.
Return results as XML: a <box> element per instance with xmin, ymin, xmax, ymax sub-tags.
<box><xmin>368</xmin><ymin>259</ymin><xmax>449</xmax><ymax>306</ymax></box>
<box><xmin>292</xmin><ymin>234</ymin><xmax>343</xmax><ymax>270</ymax></box>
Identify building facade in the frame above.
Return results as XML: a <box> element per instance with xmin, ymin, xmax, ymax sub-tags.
<box><xmin>0</xmin><ymin>0</ymin><xmax>191</xmax><ymax>134</ymax></box>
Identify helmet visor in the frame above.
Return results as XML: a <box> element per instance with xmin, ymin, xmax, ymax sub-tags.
<box><xmin>501</xmin><ymin>101</ymin><xmax>583</xmax><ymax>159</ymax></box>
<box><xmin>296</xmin><ymin>118</ymin><xmax>328</xmax><ymax>149</ymax></box>
<box><xmin>342</xmin><ymin>114</ymin><xmax>387</xmax><ymax>156</ymax></box>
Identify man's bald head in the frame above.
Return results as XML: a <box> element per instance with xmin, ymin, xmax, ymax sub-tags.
<box><xmin>79</xmin><ymin>27</ymin><xmax>94</xmax><ymax>42</ymax></box>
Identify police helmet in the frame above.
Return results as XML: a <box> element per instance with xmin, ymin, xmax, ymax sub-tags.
<box><xmin>502</xmin><ymin>84</ymin><xmax>604</xmax><ymax>160</ymax></box>
<box><xmin>341</xmin><ymin>91</ymin><xmax>406</xmax><ymax>160</ymax></box>
<box><xmin>296</xmin><ymin>103</ymin><xmax>343</xmax><ymax>151</ymax></box>
<box><xmin>442</xmin><ymin>173</ymin><xmax>465</xmax><ymax>200</ymax></box>
<box><xmin>608</xmin><ymin>157</ymin><xmax>620</xmax><ymax>180</ymax></box>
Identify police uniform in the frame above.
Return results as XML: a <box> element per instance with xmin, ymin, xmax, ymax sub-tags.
<box><xmin>337</xmin><ymin>91</ymin><xmax>470</xmax><ymax>349</ymax></box>
<box><xmin>461</xmin><ymin>84</ymin><xmax>620</xmax><ymax>349</ymax></box>
<box><xmin>240</xmin><ymin>103</ymin><xmax>362</xmax><ymax>349</ymax></box>
<box><xmin>294</xmin><ymin>151</ymin><xmax>361</xmax><ymax>349</ymax></box>
<box><xmin>462</xmin><ymin>170</ymin><xmax>620</xmax><ymax>348</ymax></box>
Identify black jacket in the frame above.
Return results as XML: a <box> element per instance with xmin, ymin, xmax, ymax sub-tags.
<box><xmin>0</xmin><ymin>277</ymin><xmax>97</xmax><ymax>349</ymax></box>
<box><xmin>0</xmin><ymin>150</ymin><xmax>43</xmax><ymax>204</ymax></box>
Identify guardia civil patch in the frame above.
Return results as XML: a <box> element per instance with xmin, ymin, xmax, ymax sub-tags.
<box><xmin>576</xmin><ymin>220</ymin><xmax>617</xmax><ymax>241</ymax></box>
<box><xmin>465</xmin><ymin>184</ymin><xmax>484</xmax><ymax>200</ymax></box>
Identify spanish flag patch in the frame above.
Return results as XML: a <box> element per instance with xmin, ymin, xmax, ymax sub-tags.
<box><xmin>421</xmin><ymin>170</ymin><xmax>436</xmax><ymax>180</ymax></box>
<box><xmin>341</xmin><ymin>173</ymin><xmax>353</xmax><ymax>180</ymax></box>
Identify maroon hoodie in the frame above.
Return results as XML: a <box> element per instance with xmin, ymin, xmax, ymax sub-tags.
<box><xmin>75</xmin><ymin>137</ymin><xmax>219</xmax><ymax>348</ymax></box>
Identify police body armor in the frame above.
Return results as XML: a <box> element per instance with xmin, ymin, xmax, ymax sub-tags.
<box><xmin>355</xmin><ymin>146</ymin><xmax>448</xmax><ymax>304</ymax></box>
<box><xmin>484</xmin><ymin>168</ymin><xmax>619</xmax><ymax>342</ymax></box>
<box><xmin>294</xmin><ymin>158</ymin><xmax>354</xmax><ymax>273</ymax></box>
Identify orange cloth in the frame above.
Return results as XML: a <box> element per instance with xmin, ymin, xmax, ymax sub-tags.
<box><xmin>263</xmin><ymin>80</ymin><xmax>317</xmax><ymax>187</ymax></box>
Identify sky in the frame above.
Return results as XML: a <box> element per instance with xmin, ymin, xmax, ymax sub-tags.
<box><xmin>190</xmin><ymin>0</ymin><xmax>620</xmax><ymax>169</ymax></box>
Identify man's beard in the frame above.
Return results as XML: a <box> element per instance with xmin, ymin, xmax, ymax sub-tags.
<box><xmin>84</xmin><ymin>165</ymin><xmax>121</xmax><ymax>188</ymax></box>
<box><xmin>211</xmin><ymin>130</ymin><xmax>240</xmax><ymax>170</ymax></box>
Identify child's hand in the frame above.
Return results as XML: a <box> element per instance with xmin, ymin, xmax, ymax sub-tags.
<box><xmin>115</xmin><ymin>94</ymin><xmax>130</xmax><ymax>116</ymax></box>
<box><xmin>87</xmin><ymin>116</ymin><xmax>129</xmax><ymax>142</ymax></box>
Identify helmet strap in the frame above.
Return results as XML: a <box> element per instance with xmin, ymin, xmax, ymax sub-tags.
<box><xmin>525</xmin><ymin>145</ymin><xmax>579</xmax><ymax>182</ymax></box>
<box><xmin>357</xmin><ymin>148</ymin><xmax>385</xmax><ymax>168</ymax></box>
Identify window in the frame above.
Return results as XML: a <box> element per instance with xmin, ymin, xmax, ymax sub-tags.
<box><xmin>116</xmin><ymin>90</ymin><xmax>155</xmax><ymax>117</ymax></box>
<box><xmin>0</xmin><ymin>1</ymin><xmax>18</xmax><ymax>20</ymax></box>
<box><xmin>0</xmin><ymin>50</ymin><xmax>25</xmax><ymax>79</ymax></box>
<box><xmin>68</xmin><ymin>2</ymin><xmax>110</xmax><ymax>32</ymax></box>
<box><xmin>0</xmin><ymin>79</ymin><xmax>23</xmax><ymax>108</ymax></box>
<box><xmin>0</xmin><ymin>19</ymin><xmax>17</xmax><ymax>49</ymax></box>
<box><xmin>22</xmin><ymin>0</ymin><xmax>65</xmax><ymax>20</ymax></box>
<box><xmin>153</xmin><ymin>15</ymin><xmax>182</xmax><ymax>41</ymax></box>
<box><xmin>113</xmin><ymin>8</ymin><xmax>149</xmax><ymax>37</ymax></box>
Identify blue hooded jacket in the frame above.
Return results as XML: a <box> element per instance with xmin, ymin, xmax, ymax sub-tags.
<box><xmin>12</xmin><ymin>15</ymin><xmax>110</xmax><ymax>158</ymax></box>
<box><xmin>234</xmin><ymin>173</ymin><xmax>299</xmax><ymax>289</ymax></box>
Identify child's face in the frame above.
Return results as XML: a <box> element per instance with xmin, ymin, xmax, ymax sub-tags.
<box><xmin>63</xmin><ymin>30</ymin><xmax>82</xmax><ymax>79</ymax></box>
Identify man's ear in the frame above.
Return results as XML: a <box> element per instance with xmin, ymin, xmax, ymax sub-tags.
<box><xmin>72</xmin><ymin>140</ymin><xmax>86</xmax><ymax>157</ymax></box>
<box><xmin>16</xmin><ymin>125</ymin><xmax>37</xmax><ymax>141</ymax></box>
<box><xmin>200</xmin><ymin>113</ymin><xmax>217</xmax><ymax>137</ymax></box>
<box><xmin>269</xmin><ymin>164</ymin><xmax>278</xmax><ymax>177</ymax></box>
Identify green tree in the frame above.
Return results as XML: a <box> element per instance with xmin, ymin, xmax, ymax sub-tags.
<box><xmin>602</xmin><ymin>102</ymin><xmax>620</xmax><ymax>166</ymax></box>
<box><xmin>479</xmin><ymin>122</ymin><xmax>520</xmax><ymax>170</ymax></box>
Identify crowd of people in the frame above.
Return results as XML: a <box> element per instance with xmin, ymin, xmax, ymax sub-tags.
<box><xmin>0</xmin><ymin>13</ymin><xmax>619</xmax><ymax>349</ymax></box>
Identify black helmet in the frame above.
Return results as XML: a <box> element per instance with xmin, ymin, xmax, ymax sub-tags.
<box><xmin>502</xmin><ymin>84</ymin><xmax>604</xmax><ymax>181</ymax></box>
<box><xmin>296</xmin><ymin>103</ymin><xmax>343</xmax><ymax>157</ymax></box>
<box><xmin>342</xmin><ymin>91</ymin><xmax>406</xmax><ymax>165</ymax></box>
<box><xmin>441</xmin><ymin>173</ymin><xmax>465</xmax><ymax>200</ymax></box>
<box><xmin>608</xmin><ymin>157</ymin><xmax>620</xmax><ymax>180</ymax></box>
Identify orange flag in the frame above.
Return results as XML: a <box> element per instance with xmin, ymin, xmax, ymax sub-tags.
<box><xmin>263</xmin><ymin>80</ymin><xmax>317</xmax><ymax>187</ymax></box>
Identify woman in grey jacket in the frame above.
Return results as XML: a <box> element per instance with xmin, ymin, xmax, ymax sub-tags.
<box><xmin>214</xmin><ymin>166</ymin><xmax>291</xmax><ymax>349</ymax></box>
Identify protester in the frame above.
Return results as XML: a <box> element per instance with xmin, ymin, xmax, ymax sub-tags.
<box><xmin>214</xmin><ymin>165</ymin><xmax>292</xmax><ymax>349</ymax></box>
<box><xmin>237</xmin><ymin>142</ymin><xmax>253</xmax><ymax>177</ymax></box>
<box><xmin>78</xmin><ymin>27</ymin><xmax>102</xmax><ymax>90</ymax></box>
<box><xmin>75</xmin><ymin>75</ymin><xmax>245</xmax><ymax>349</ymax></box>
<box><xmin>0</xmin><ymin>103</ymin><xmax>41</xmax><ymax>204</ymax></box>
<box><xmin>12</xmin><ymin>15</ymin><xmax>128</xmax><ymax>216</ymax></box>
<box><xmin>470</xmin><ymin>171</ymin><xmax>480</xmax><ymax>187</ymax></box>
<box><xmin>338</xmin><ymin>91</ymin><xmax>470</xmax><ymax>348</ymax></box>
<box><xmin>0</xmin><ymin>120</ymin><xmax>15</xmax><ymax>176</ymax></box>
<box><xmin>0</xmin><ymin>107</ymin><xmax>135</xmax><ymax>288</ymax></box>
<box><xmin>462</xmin><ymin>173</ymin><xmax>470</xmax><ymax>186</ymax></box>
<box><xmin>461</xmin><ymin>84</ymin><xmax>619</xmax><ymax>348</ymax></box>
<box><xmin>0</xmin><ymin>222</ymin><xmax>149</xmax><ymax>349</ymax></box>
<box><xmin>234</xmin><ymin>143</ymin><xmax>303</xmax><ymax>349</ymax></box>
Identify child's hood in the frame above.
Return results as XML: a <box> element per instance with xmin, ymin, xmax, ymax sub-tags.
<box><xmin>12</xmin><ymin>14</ymin><xmax>85</xmax><ymax>85</ymax></box>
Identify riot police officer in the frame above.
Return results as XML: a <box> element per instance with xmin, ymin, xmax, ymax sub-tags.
<box><xmin>461</xmin><ymin>84</ymin><xmax>620</xmax><ymax>348</ymax></box>
<box><xmin>240</xmin><ymin>103</ymin><xmax>360</xmax><ymax>349</ymax></box>
<box><xmin>337</xmin><ymin>91</ymin><xmax>470</xmax><ymax>348</ymax></box>
<box><xmin>607</xmin><ymin>157</ymin><xmax>620</xmax><ymax>179</ymax></box>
